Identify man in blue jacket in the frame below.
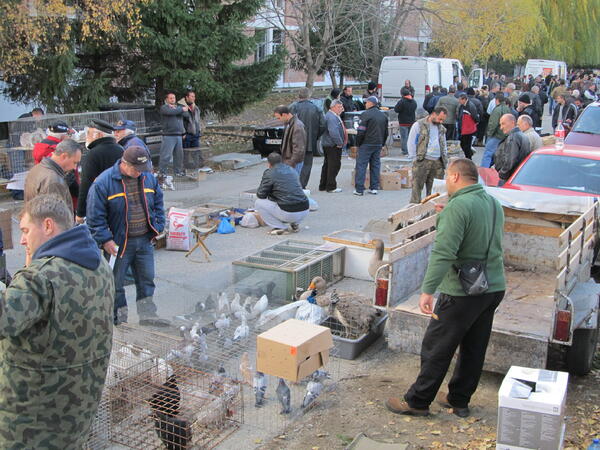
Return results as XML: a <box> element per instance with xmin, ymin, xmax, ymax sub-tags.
<box><xmin>87</xmin><ymin>146</ymin><xmax>166</xmax><ymax>325</ymax></box>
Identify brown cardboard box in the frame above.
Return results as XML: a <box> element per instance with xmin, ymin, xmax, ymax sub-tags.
<box><xmin>379</xmin><ymin>172</ymin><xmax>402</xmax><ymax>190</ymax></box>
<box><xmin>256</xmin><ymin>319</ymin><xmax>333</xmax><ymax>382</ymax></box>
<box><xmin>0</xmin><ymin>209</ymin><xmax>13</xmax><ymax>250</ymax></box>
<box><xmin>398</xmin><ymin>167</ymin><xmax>412</xmax><ymax>188</ymax></box>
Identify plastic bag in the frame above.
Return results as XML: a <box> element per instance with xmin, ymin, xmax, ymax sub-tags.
<box><xmin>217</xmin><ymin>216</ymin><xmax>235</xmax><ymax>234</ymax></box>
<box><xmin>295</xmin><ymin>298</ymin><xmax>325</xmax><ymax>324</ymax></box>
<box><xmin>240</xmin><ymin>212</ymin><xmax>259</xmax><ymax>228</ymax></box>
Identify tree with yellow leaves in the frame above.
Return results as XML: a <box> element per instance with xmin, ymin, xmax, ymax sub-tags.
<box><xmin>427</xmin><ymin>0</ymin><xmax>544</xmax><ymax>66</ymax></box>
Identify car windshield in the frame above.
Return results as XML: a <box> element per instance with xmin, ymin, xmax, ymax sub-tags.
<box><xmin>572</xmin><ymin>106</ymin><xmax>600</xmax><ymax>134</ymax></box>
<box><xmin>511</xmin><ymin>154</ymin><xmax>600</xmax><ymax>195</ymax></box>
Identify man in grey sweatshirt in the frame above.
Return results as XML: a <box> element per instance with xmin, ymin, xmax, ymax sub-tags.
<box><xmin>159</xmin><ymin>92</ymin><xmax>188</xmax><ymax>177</ymax></box>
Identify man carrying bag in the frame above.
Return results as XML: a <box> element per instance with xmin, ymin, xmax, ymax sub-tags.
<box><xmin>385</xmin><ymin>158</ymin><xmax>505</xmax><ymax>418</ymax></box>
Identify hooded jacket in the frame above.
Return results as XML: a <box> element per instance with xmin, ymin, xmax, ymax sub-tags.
<box><xmin>394</xmin><ymin>96</ymin><xmax>417</xmax><ymax>126</ymax></box>
<box><xmin>0</xmin><ymin>224</ymin><xmax>114</xmax><ymax>447</ymax></box>
<box><xmin>178</xmin><ymin>98</ymin><xmax>202</xmax><ymax>137</ymax></box>
<box><xmin>24</xmin><ymin>157</ymin><xmax>72</xmax><ymax>212</ymax></box>
<box><xmin>86</xmin><ymin>160</ymin><xmax>165</xmax><ymax>257</ymax></box>
<box><xmin>32</xmin><ymin>136</ymin><xmax>61</xmax><ymax>164</ymax></box>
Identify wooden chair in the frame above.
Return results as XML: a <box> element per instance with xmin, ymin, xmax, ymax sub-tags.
<box><xmin>185</xmin><ymin>223</ymin><xmax>217</xmax><ymax>261</ymax></box>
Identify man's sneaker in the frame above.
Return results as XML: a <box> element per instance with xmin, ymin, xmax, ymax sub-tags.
<box><xmin>327</xmin><ymin>188</ymin><xmax>342</xmax><ymax>193</ymax></box>
<box><xmin>436</xmin><ymin>392</ymin><xmax>470</xmax><ymax>418</ymax></box>
<box><xmin>289</xmin><ymin>223</ymin><xmax>300</xmax><ymax>233</ymax></box>
<box><xmin>367</xmin><ymin>189</ymin><xmax>378</xmax><ymax>195</ymax></box>
<box><xmin>353</xmin><ymin>190</ymin><xmax>363</xmax><ymax>196</ymax></box>
<box><xmin>269</xmin><ymin>228</ymin><xmax>286</xmax><ymax>235</ymax></box>
<box><xmin>385</xmin><ymin>397</ymin><xmax>429</xmax><ymax>416</ymax></box>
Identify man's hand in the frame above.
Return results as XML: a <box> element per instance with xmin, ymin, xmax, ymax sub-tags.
<box><xmin>182</xmin><ymin>106</ymin><xmax>189</xmax><ymax>112</ymax></box>
<box><xmin>75</xmin><ymin>216</ymin><xmax>85</xmax><ymax>224</ymax></box>
<box><xmin>103</xmin><ymin>240</ymin><xmax>119</xmax><ymax>256</ymax></box>
<box><xmin>419</xmin><ymin>293</ymin><xmax>434</xmax><ymax>315</ymax></box>
<box><xmin>25</xmin><ymin>250</ymin><xmax>32</xmax><ymax>267</ymax></box>
<box><xmin>434</xmin><ymin>203</ymin><xmax>445</xmax><ymax>213</ymax></box>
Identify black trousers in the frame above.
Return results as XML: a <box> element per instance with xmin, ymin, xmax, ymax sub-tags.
<box><xmin>319</xmin><ymin>146</ymin><xmax>342</xmax><ymax>191</ymax></box>
<box><xmin>460</xmin><ymin>133</ymin><xmax>475</xmax><ymax>159</ymax></box>
<box><xmin>444</xmin><ymin>124</ymin><xmax>456</xmax><ymax>141</ymax></box>
<box><xmin>404</xmin><ymin>290</ymin><xmax>505</xmax><ymax>409</ymax></box>
<box><xmin>299</xmin><ymin>150</ymin><xmax>313</xmax><ymax>189</ymax></box>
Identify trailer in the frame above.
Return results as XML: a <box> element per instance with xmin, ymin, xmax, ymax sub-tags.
<box><xmin>326</xmin><ymin>189</ymin><xmax>600</xmax><ymax>375</ymax></box>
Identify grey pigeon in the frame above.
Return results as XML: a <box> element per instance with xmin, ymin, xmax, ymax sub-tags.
<box><xmin>253</xmin><ymin>371</ymin><xmax>267</xmax><ymax>407</ymax></box>
<box><xmin>276</xmin><ymin>378</ymin><xmax>291</xmax><ymax>414</ymax></box>
<box><xmin>302</xmin><ymin>381</ymin><xmax>322</xmax><ymax>409</ymax></box>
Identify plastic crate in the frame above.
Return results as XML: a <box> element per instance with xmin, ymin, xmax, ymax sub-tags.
<box><xmin>320</xmin><ymin>314</ymin><xmax>388</xmax><ymax>360</ymax></box>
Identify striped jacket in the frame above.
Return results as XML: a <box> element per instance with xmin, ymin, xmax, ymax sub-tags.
<box><xmin>86</xmin><ymin>160</ymin><xmax>165</xmax><ymax>256</ymax></box>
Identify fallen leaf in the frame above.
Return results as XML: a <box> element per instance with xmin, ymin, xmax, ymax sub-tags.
<box><xmin>431</xmin><ymin>430</ymin><xmax>441</xmax><ymax>435</ymax></box>
<box><xmin>317</xmin><ymin>433</ymin><xmax>328</xmax><ymax>438</ymax></box>
<box><xmin>254</xmin><ymin>439</ymin><xmax>262</xmax><ymax>444</ymax></box>
<box><xmin>388</xmin><ymin>421</ymin><xmax>396</xmax><ymax>425</ymax></box>
<box><xmin>403</xmin><ymin>417</ymin><xmax>412</xmax><ymax>422</ymax></box>
<box><xmin>446</xmin><ymin>443</ymin><xmax>456</xmax><ymax>448</ymax></box>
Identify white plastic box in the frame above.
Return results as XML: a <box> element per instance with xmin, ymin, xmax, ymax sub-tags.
<box><xmin>496</xmin><ymin>366</ymin><xmax>568</xmax><ymax>450</ymax></box>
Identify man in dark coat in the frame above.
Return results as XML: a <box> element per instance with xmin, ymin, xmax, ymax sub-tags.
<box><xmin>290</xmin><ymin>88</ymin><xmax>325</xmax><ymax>188</ymax></box>
<box><xmin>494</xmin><ymin>114</ymin><xmax>531</xmax><ymax>184</ymax></box>
<box><xmin>394</xmin><ymin>87</ymin><xmax>417</xmax><ymax>155</ymax></box>
<box><xmin>76</xmin><ymin>119</ymin><xmax>123</xmax><ymax>223</ymax></box>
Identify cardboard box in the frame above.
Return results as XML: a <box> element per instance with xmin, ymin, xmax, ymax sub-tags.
<box><xmin>256</xmin><ymin>319</ymin><xmax>333</xmax><ymax>382</ymax></box>
<box><xmin>497</xmin><ymin>366</ymin><xmax>568</xmax><ymax>450</ymax></box>
<box><xmin>0</xmin><ymin>208</ymin><xmax>12</xmax><ymax>250</ymax></box>
<box><xmin>398</xmin><ymin>167</ymin><xmax>412</xmax><ymax>189</ymax></box>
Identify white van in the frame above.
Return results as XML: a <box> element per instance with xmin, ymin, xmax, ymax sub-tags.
<box><xmin>378</xmin><ymin>56</ymin><xmax>467</xmax><ymax>108</ymax></box>
<box><xmin>524</xmin><ymin>59</ymin><xmax>567</xmax><ymax>80</ymax></box>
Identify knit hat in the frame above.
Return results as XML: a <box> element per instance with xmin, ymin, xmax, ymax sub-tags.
<box><xmin>122</xmin><ymin>146</ymin><xmax>151</xmax><ymax>172</ymax></box>
<box><xmin>518</xmin><ymin>93</ymin><xmax>531</xmax><ymax>104</ymax></box>
<box><xmin>89</xmin><ymin>118</ymin><xmax>115</xmax><ymax>133</ymax></box>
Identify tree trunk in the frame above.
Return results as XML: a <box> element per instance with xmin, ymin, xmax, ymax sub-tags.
<box><xmin>305</xmin><ymin>68</ymin><xmax>316</xmax><ymax>91</ymax></box>
<box><xmin>329</xmin><ymin>69</ymin><xmax>338</xmax><ymax>89</ymax></box>
<box><xmin>339</xmin><ymin>72</ymin><xmax>344</xmax><ymax>88</ymax></box>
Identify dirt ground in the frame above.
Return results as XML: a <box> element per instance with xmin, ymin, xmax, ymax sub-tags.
<box><xmin>258</xmin><ymin>339</ymin><xmax>600</xmax><ymax>450</ymax></box>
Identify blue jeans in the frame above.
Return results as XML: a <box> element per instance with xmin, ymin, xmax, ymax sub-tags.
<box><xmin>354</xmin><ymin>144</ymin><xmax>381</xmax><ymax>192</ymax></box>
<box><xmin>183</xmin><ymin>133</ymin><xmax>200</xmax><ymax>148</ymax></box>
<box><xmin>481</xmin><ymin>137</ymin><xmax>501</xmax><ymax>168</ymax></box>
<box><xmin>113</xmin><ymin>235</ymin><xmax>156</xmax><ymax>321</ymax></box>
<box><xmin>294</xmin><ymin>161</ymin><xmax>304</xmax><ymax>177</ymax></box>
<box><xmin>399</xmin><ymin>125</ymin><xmax>411</xmax><ymax>155</ymax></box>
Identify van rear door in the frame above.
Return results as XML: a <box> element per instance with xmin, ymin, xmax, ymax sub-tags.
<box><xmin>468</xmin><ymin>69</ymin><xmax>484</xmax><ymax>89</ymax></box>
<box><xmin>379</xmin><ymin>57</ymin><xmax>428</xmax><ymax>107</ymax></box>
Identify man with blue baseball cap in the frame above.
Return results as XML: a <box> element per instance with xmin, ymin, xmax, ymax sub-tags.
<box><xmin>113</xmin><ymin>120</ymin><xmax>150</xmax><ymax>155</ymax></box>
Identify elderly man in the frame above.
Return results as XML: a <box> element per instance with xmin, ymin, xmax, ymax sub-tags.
<box><xmin>273</xmin><ymin>105</ymin><xmax>306</xmax><ymax>175</ymax></box>
<box><xmin>319</xmin><ymin>99</ymin><xmax>346</xmax><ymax>193</ymax></box>
<box><xmin>1</xmin><ymin>194</ymin><xmax>113</xmax><ymax>447</ymax></box>
<box><xmin>517</xmin><ymin>115</ymin><xmax>542</xmax><ymax>151</ymax></box>
<box><xmin>76</xmin><ymin>119</ymin><xmax>123</xmax><ymax>223</ymax></box>
<box><xmin>25</xmin><ymin>138</ymin><xmax>82</xmax><ymax>212</ymax></box>
<box><xmin>114</xmin><ymin>120</ymin><xmax>149</xmax><ymax>152</ymax></box>
<box><xmin>504</xmin><ymin>83</ymin><xmax>519</xmax><ymax>109</ymax></box>
<box><xmin>159</xmin><ymin>92</ymin><xmax>188</xmax><ymax>177</ymax></box>
<box><xmin>354</xmin><ymin>96</ymin><xmax>388</xmax><ymax>196</ymax></box>
<box><xmin>407</xmin><ymin>106</ymin><xmax>448</xmax><ymax>204</ymax></box>
<box><xmin>87</xmin><ymin>147</ymin><xmax>165</xmax><ymax>326</ymax></box>
<box><xmin>255</xmin><ymin>152</ymin><xmax>309</xmax><ymax>235</ymax></box>
<box><xmin>291</xmin><ymin>88</ymin><xmax>325</xmax><ymax>188</ymax></box>
<box><xmin>385</xmin><ymin>159</ymin><xmax>505</xmax><ymax>418</ymax></box>
<box><xmin>494</xmin><ymin>114</ymin><xmax>531</xmax><ymax>184</ymax></box>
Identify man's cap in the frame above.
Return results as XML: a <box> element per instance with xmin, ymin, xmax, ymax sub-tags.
<box><xmin>48</xmin><ymin>121</ymin><xmax>69</xmax><ymax>134</ymax></box>
<box><xmin>122</xmin><ymin>146</ymin><xmax>151</xmax><ymax>172</ymax></box>
<box><xmin>365</xmin><ymin>96</ymin><xmax>379</xmax><ymax>105</ymax></box>
<box><xmin>88</xmin><ymin>118</ymin><xmax>115</xmax><ymax>133</ymax></box>
<box><xmin>466</xmin><ymin>87</ymin><xmax>476</xmax><ymax>96</ymax></box>
<box><xmin>113</xmin><ymin>119</ymin><xmax>136</xmax><ymax>131</ymax></box>
<box><xmin>518</xmin><ymin>93</ymin><xmax>531</xmax><ymax>104</ymax></box>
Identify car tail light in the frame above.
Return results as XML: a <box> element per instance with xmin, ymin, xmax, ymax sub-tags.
<box><xmin>553</xmin><ymin>309</ymin><xmax>571</xmax><ymax>342</ymax></box>
<box><xmin>377</xmin><ymin>83</ymin><xmax>382</xmax><ymax>90</ymax></box>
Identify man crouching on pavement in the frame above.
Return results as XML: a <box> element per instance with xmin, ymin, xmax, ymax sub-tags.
<box><xmin>386</xmin><ymin>158</ymin><xmax>505</xmax><ymax>418</ymax></box>
<box><xmin>0</xmin><ymin>194</ymin><xmax>114</xmax><ymax>447</ymax></box>
<box><xmin>255</xmin><ymin>152</ymin><xmax>310</xmax><ymax>235</ymax></box>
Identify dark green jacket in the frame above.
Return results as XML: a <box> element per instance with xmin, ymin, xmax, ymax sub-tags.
<box><xmin>421</xmin><ymin>184</ymin><xmax>505</xmax><ymax>296</ymax></box>
<box><xmin>486</xmin><ymin>103</ymin><xmax>511</xmax><ymax>140</ymax></box>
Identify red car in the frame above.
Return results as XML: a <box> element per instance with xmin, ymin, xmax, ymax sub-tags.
<box><xmin>564</xmin><ymin>101</ymin><xmax>600</xmax><ymax>147</ymax></box>
<box><xmin>502</xmin><ymin>145</ymin><xmax>600</xmax><ymax>197</ymax></box>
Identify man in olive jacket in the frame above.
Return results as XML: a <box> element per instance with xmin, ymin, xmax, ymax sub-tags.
<box><xmin>386</xmin><ymin>159</ymin><xmax>505</xmax><ymax>418</ymax></box>
<box><xmin>481</xmin><ymin>93</ymin><xmax>511</xmax><ymax>168</ymax></box>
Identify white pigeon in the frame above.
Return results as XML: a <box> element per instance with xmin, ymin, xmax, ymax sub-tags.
<box><xmin>256</xmin><ymin>302</ymin><xmax>303</xmax><ymax>330</ymax></box>
<box><xmin>190</xmin><ymin>322</ymin><xmax>208</xmax><ymax>361</ymax></box>
<box><xmin>301</xmin><ymin>380</ymin><xmax>323</xmax><ymax>408</ymax></box>
<box><xmin>251</xmin><ymin>295</ymin><xmax>269</xmax><ymax>318</ymax></box>
<box><xmin>243</xmin><ymin>296</ymin><xmax>253</xmax><ymax>312</ymax></box>
<box><xmin>215</xmin><ymin>314</ymin><xmax>231</xmax><ymax>336</ymax></box>
<box><xmin>231</xmin><ymin>293</ymin><xmax>242</xmax><ymax>314</ymax></box>
<box><xmin>233</xmin><ymin>315</ymin><xmax>250</xmax><ymax>342</ymax></box>
<box><xmin>217</xmin><ymin>292</ymin><xmax>230</xmax><ymax>315</ymax></box>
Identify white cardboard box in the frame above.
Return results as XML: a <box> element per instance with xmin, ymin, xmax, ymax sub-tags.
<box><xmin>496</xmin><ymin>366</ymin><xmax>568</xmax><ymax>450</ymax></box>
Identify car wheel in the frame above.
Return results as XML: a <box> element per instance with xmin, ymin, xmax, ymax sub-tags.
<box><xmin>566</xmin><ymin>321</ymin><xmax>599</xmax><ymax>376</ymax></box>
<box><xmin>315</xmin><ymin>137</ymin><xmax>324</xmax><ymax>157</ymax></box>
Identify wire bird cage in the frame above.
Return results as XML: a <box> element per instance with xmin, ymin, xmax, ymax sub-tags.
<box><xmin>232</xmin><ymin>240</ymin><xmax>345</xmax><ymax>303</ymax></box>
<box><xmin>86</xmin><ymin>325</ymin><xmax>243</xmax><ymax>450</ymax></box>
<box><xmin>8</xmin><ymin>109</ymin><xmax>147</xmax><ymax>148</ymax></box>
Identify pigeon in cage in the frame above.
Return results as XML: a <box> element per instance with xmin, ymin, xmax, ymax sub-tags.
<box><xmin>149</xmin><ymin>375</ymin><xmax>191</xmax><ymax>449</ymax></box>
<box><xmin>255</xmin><ymin>301</ymin><xmax>303</xmax><ymax>330</ymax></box>
<box><xmin>232</xmin><ymin>315</ymin><xmax>249</xmax><ymax>342</ymax></box>
<box><xmin>253</xmin><ymin>371</ymin><xmax>267</xmax><ymax>407</ymax></box>
<box><xmin>242</xmin><ymin>296</ymin><xmax>253</xmax><ymax>313</ymax></box>
<box><xmin>209</xmin><ymin>366</ymin><xmax>227</xmax><ymax>395</ymax></box>
<box><xmin>205</xmin><ymin>294</ymin><xmax>216</xmax><ymax>311</ymax></box>
<box><xmin>230</xmin><ymin>293</ymin><xmax>242</xmax><ymax>315</ymax></box>
<box><xmin>368</xmin><ymin>239</ymin><xmax>389</xmax><ymax>279</ymax></box>
<box><xmin>310</xmin><ymin>369</ymin><xmax>331</xmax><ymax>382</ymax></box>
<box><xmin>327</xmin><ymin>291</ymin><xmax>384</xmax><ymax>338</ymax></box>
<box><xmin>250</xmin><ymin>294</ymin><xmax>269</xmax><ymax>319</ymax></box>
<box><xmin>217</xmin><ymin>292</ymin><xmax>230</xmax><ymax>315</ymax></box>
<box><xmin>276</xmin><ymin>378</ymin><xmax>291</xmax><ymax>414</ymax></box>
<box><xmin>301</xmin><ymin>380</ymin><xmax>323</xmax><ymax>409</ymax></box>
<box><xmin>190</xmin><ymin>323</ymin><xmax>208</xmax><ymax>364</ymax></box>
<box><xmin>215</xmin><ymin>314</ymin><xmax>231</xmax><ymax>336</ymax></box>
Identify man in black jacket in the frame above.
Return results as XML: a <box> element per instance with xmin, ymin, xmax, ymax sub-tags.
<box><xmin>255</xmin><ymin>152</ymin><xmax>310</xmax><ymax>235</ymax></box>
<box><xmin>76</xmin><ymin>119</ymin><xmax>123</xmax><ymax>223</ymax></box>
<box><xmin>516</xmin><ymin>94</ymin><xmax>540</xmax><ymax>130</ymax></box>
<box><xmin>354</xmin><ymin>96</ymin><xmax>388</xmax><ymax>196</ymax></box>
<box><xmin>290</xmin><ymin>88</ymin><xmax>326</xmax><ymax>189</ymax></box>
<box><xmin>340</xmin><ymin>86</ymin><xmax>357</xmax><ymax>119</ymax></box>
<box><xmin>394</xmin><ymin>87</ymin><xmax>417</xmax><ymax>155</ymax></box>
<box><xmin>494</xmin><ymin>114</ymin><xmax>531</xmax><ymax>184</ymax></box>
<box><xmin>551</xmin><ymin>94</ymin><xmax>578</xmax><ymax>132</ymax></box>
<box><xmin>457</xmin><ymin>94</ymin><xmax>480</xmax><ymax>160</ymax></box>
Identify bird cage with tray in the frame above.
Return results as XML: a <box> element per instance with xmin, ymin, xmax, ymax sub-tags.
<box><xmin>232</xmin><ymin>240</ymin><xmax>345</xmax><ymax>302</ymax></box>
<box><xmin>86</xmin><ymin>324</ymin><xmax>243</xmax><ymax>450</ymax></box>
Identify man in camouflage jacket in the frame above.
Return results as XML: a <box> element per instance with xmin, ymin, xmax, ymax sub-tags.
<box><xmin>0</xmin><ymin>195</ymin><xmax>114</xmax><ymax>448</ymax></box>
